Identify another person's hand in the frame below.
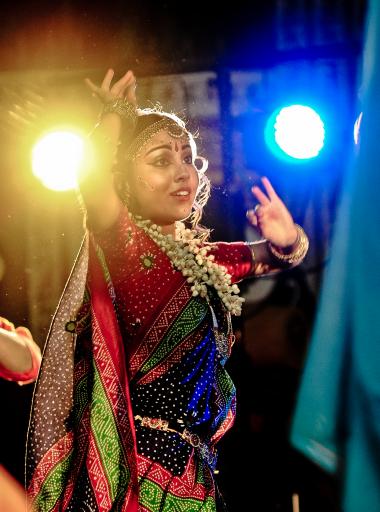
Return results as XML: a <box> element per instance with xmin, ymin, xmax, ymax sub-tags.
<box><xmin>247</xmin><ymin>177</ymin><xmax>298</xmax><ymax>248</ymax></box>
<box><xmin>85</xmin><ymin>68</ymin><xmax>137</xmax><ymax>106</ymax></box>
<box><xmin>0</xmin><ymin>316</ymin><xmax>41</xmax><ymax>383</ymax></box>
<box><xmin>0</xmin><ymin>316</ymin><xmax>32</xmax><ymax>339</ymax></box>
<box><xmin>0</xmin><ymin>465</ymin><xmax>33</xmax><ymax>512</ymax></box>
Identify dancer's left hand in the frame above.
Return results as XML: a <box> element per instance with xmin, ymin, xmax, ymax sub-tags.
<box><xmin>246</xmin><ymin>177</ymin><xmax>298</xmax><ymax>248</ymax></box>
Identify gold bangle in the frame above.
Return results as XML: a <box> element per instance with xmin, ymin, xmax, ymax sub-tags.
<box><xmin>101</xmin><ymin>98</ymin><xmax>137</xmax><ymax>127</ymax></box>
<box><xmin>268</xmin><ymin>224</ymin><xmax>309</xmax><ymax>265</ymax></box>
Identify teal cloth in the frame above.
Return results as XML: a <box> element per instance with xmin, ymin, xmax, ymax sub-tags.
<box><xmin>290</xmin><ymin>1</ymin><xmax>380</xmax><ymax>510</ymax></box>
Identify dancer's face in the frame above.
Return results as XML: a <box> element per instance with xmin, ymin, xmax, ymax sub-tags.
<box><xmin>128</xmin><ymin>129</ymin><xmax>199</xmax><ymax>234</ymax></box>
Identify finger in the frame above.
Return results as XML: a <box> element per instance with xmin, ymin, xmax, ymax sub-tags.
<box><xmin>115</xmin><ymin>80</ymin><xmax>136</xmax><ymax>101</ymax></box>
<box><xmin>101</xmin><ymin>68</ymin><xmax>115</xmax><ymax>90</ymax></box>
<box><xmin>246</xmin><ymin>210</ymin><xmax>258</xmax><ymax>227</ymax></box>
<box><xmin>15</xmin><ymin>326</ymin><xmax>33</xmax><ymax>340</ymax></box>
<box><xmin>0</xmin><ymin>318</ymin><xmax>15</xmax><ymax>331</ymax></box>
<box><xmin>114</xmin><ymin>71</ymin><xmax>137</xmax><ymax>104</ymax></box>
<box><xmin>261</xmin><ymin>176</ymin><xmax>278</xmax><ymax>200</ymax></box>
<box><xmin>112</xmin><ymin>70</ymin><xmax>134</xmax><ymax>94</ymax></box>
<box><xmin>251</xmin><ymin>185</ymin><xmax>270</xmax><ymax>205</ymax></box>
<box><xmin>124</xmin><ymin>72</ymin><xmax>137</xmax><ymax>90</ymax></box>
<box><xmin>256</xmin><ymin>211</ymin><xmax>268</xmax><ymax>225</ymax></box>
<box><xmin>119</xmin><ymin>69</ymin><xmax>134</xmax><ymax>84</ymax></box>
<box><xmin>125</xmin><ymin>79</ymin><xmax>137</xmax><ymax>105</ymax></box>
<box><xmin>126</xmin><ymin>92</ymin><xmax>137</xmax><ymax>106</ymax></box>
<box><xmin>84</xmin><ymin>77</ymin><xmax>99</xmax><ymax>95</ymax></box>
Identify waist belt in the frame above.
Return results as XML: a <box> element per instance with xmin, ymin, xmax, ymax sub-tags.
<box><xmin>134</xmin><ymin>414</ymin><xmax>217</xmax><ymax>469</ymax></box>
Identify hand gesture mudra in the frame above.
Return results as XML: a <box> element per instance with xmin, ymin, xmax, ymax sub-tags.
<box><xmin>85</xmin><ymin>68</ymin><xmax>137</xmax><ymax>106</ymax></box>
<box><xmin>247</xmin><ymin>177</ymin><xmax>298</xmax><ymax>248</ymax></box>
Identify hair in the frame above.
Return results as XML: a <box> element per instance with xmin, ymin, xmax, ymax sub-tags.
<box><xmin>113</xmin><ymin>107</ymin><xmax>211</xmax><ymax>235</ymax></box>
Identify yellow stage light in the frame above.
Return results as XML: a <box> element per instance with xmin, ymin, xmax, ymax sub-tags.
<box><xmin>32</xmin><ymin>130</ymin><xmax>85</xmax><ymax>191</ymax></box>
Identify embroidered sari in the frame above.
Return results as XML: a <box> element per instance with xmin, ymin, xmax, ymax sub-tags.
<box><xmin>26</xmin><ymin>207</ymin><xmax>255</xmax><ymax>511</ymax></box>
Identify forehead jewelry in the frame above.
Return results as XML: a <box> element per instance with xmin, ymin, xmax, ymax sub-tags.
<box><xmin>167</xmin><ymin>123</ymin><xmax>187</xmax><ymax>139</ymax></box>
<box><xmin>125</xmin><ymin>118</ymin><xmax>191</xmax><ymax>161</ymax></box>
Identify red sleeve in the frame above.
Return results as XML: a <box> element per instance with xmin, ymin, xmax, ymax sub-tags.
<box><xmin>207</xmin><ymin>242</ymin><xmax>253</xmax><ymax>283</ymax></box>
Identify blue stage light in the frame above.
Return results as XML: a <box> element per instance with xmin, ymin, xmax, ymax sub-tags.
<box><xmin>265</xmin><ymin>105</ymin><xmax>325</xmax><ymax>162</ymax></box>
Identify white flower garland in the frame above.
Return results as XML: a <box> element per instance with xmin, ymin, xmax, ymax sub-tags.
<box><xmin>131</xmin><ymin>215</ymin><xmax>245</xmax><ymax>316</ymax></box>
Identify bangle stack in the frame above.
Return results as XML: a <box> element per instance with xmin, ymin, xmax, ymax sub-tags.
<box><xmin>101</xmin><ymin>98</ymin><xmax>137</xmax><ymax>128</ymax></box>
<box><xmin>268</xmin><ymin>224</ymin><xmax>309</xmax><ymax>265</ymax></box>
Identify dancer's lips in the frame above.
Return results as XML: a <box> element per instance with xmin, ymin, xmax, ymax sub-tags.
<box><xmin>170</xmin><ymin>188</ymin><xmax>191</xmax><ymax>199</ymax></box>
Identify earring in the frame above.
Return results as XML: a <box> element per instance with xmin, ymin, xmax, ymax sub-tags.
<box><xmin>194</xmin><ymin>156</ymin><xmax>208</xmax><ymax>174</ymax></box>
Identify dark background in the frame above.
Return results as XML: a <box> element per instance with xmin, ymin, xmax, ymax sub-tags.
<box><xmin>0</xmin><ymin>1</ymin><xmax>367</xmax><ymax>511</ymax></box>
<box><xmin>0</xmin><ymin>1</ymin><xmax>366</xmax><ymax>74</ymax></box>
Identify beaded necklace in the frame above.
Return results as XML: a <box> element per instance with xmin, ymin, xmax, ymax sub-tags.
<box><xmin>131</xmin><ymin>214</ymin><xmax>245</xmax><ymax>317</ymax></box>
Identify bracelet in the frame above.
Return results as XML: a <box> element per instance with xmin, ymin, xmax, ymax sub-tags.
<box><xmin>101</xmin><ymin>98</ymin><xmax>137</xmax><ymax>128</ymax></box>
<box><xmin>268</xmin><ymin>224</ymin><xmax>309</xmax><ymax>265</ymax></box>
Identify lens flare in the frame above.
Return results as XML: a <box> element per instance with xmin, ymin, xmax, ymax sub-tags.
<box><xmin>32</xmin><ymin>131</ymin><xmax>85</xmax><ymax>191</ymax></box>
